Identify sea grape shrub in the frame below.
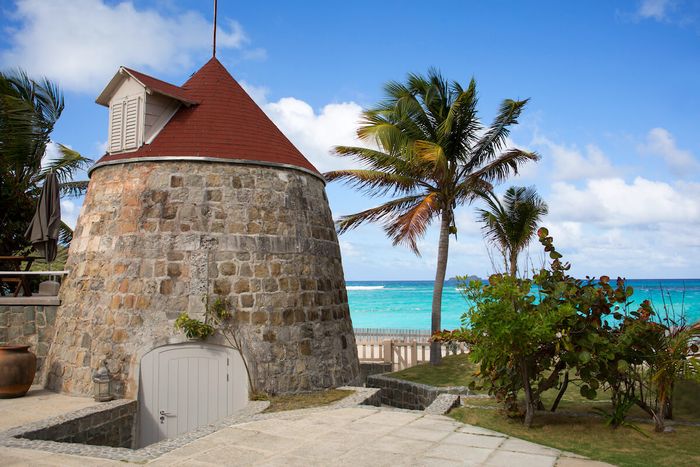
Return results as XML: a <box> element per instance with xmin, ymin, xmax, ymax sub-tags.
<box><xmin>435</xmin><ymin>227</ymin><xmax>681</xmax><ymax>429</ymax></box>
<box><xmin>457</xmin><ymin>274</ymin><xmax>575</xmax><ymax>426</ymax></box>
<box><xmin>534</xmin><ymin>228</ymin><xmax>665</xmax><ymax>428</ymax></box>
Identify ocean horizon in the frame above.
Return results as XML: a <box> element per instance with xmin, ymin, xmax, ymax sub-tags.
<box><xmin>347</xmin><ymin>279</ymin><xmax>700</xmax><ymax>330</ymax></box>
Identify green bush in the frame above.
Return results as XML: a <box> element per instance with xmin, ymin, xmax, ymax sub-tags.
<box><xmin>435</xmin><ymin>227</ymin><xmax>699</xmax><ymax>430</ymax></box>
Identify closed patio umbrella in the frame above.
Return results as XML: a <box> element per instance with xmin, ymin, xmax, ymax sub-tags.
<box><xmin>25</xmin><ymin>171</ymin><xmax>61</xmax><ymax>265</ymax></box>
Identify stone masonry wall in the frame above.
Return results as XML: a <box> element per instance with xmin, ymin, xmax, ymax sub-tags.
<box><xmin>367</xmin><ymin>374</ymin><xmax>442</xmax><ymax>410</ymax></box>
<box><xmin>367</xmin><ymin>374</ymin><xmax>473</xmax><ymax>410</ymax></box>
<box><xmin>21</xmin><ymin>399</ymin><xmax>136</xmax><ymax>449</ymax></box>
<box><xmin>44</xmin><ymin>160</ymin><xmax>359</xmax><ymax>398</ymax></box>
<box><xmin>0</xmin><ymin>304</ymin><xmax>57</xmax><ymax>377</ymax></box>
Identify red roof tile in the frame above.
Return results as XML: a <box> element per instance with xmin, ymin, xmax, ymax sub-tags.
<box><xmin>96</xmin><ymin>58</ymin><xmax>319</xmax><ymax>175</ymax></box>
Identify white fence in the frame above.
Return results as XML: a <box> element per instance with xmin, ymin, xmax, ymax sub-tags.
<box><xmin>354</xmin><ymin>327</ymin><xmax>432</xmax><ymax>342</ymax></box>
<box><xmin>355</xmin><ymin>328</ymin><xmax>468</xmax><ymax>371</ymax></box>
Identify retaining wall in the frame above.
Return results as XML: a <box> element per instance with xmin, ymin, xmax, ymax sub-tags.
<box><xmin>367</xmin><ymin>374</ymin><xmax>471</xmax><ymax>410</ymax></box>
<box><xmin>20</xmin><ymin>399</ymin><xmax>136</xmax><ymax>449</ymax></box>
<box><xmin>0</xmin><ymin>303</ymin><xmax>57</xmax><ymax>378</ymax></box>
<box><xmin>358</xmin><ymin>362</ymin><xmax>392</xmax><ymax>384</ymax></box>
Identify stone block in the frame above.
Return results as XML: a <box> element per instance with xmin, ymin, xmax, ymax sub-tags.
<box><xmin>45</xmin><ymin>306</ymin><xmax>57</xmax><ymax>324</ymax></box>
<box><xmin>213</xmin><ymin>279</ymin><xmax>231</xmax><ymax>295</ymax></box>
<box><xmin>233</xmin><ymin>279</ymin><xmax>250</xmax><ymax>294</ymax></box>
<box><xmin>23</xmin><ymin>306</ymin><xmax>36</xmax><ymax>321</ymax></box>
<box><xmin>239</xmin><ymin>294</ymin><xmax>254</xmax><ymax>308</ymax></box>
<box><xmin>251</xmin><ymin>311</ymin><xmax>268</xmax><ymax>325</ymax></box>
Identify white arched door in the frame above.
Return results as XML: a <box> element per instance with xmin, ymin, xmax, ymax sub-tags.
<box><xmin>138</xmin><ymin>343</ymin><xmax>248</xmax><ymax>447</ymax></box>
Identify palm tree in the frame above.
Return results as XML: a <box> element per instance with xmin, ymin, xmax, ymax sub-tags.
<box><xmin>476</xmin><ymin>186</ymin><xmax>548</xmax><ymax>277</ymax></box>
<box><xmin>0</xmin><ymin>69</ymin><xmax>91</xmax><ymax>255</ymax></box>
<box><xmin>325</xmin><ymin>69</ymin><xmax>539</xmax><ymax>364</ymax></box>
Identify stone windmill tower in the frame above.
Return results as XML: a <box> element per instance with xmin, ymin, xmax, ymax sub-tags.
<box><xmin>43</xmin><ymin>57</ymin><xmax>360</xmax><ymax>404</ymax></box>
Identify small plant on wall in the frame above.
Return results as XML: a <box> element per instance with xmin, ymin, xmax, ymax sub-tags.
<box><xmin>174</xmin><ymin>314</ymin><xmax>215</xmax><ymax>339</ymax></box>
<box><xmin>175</xmin><ymin>297</ymin><xmax>257</xmax><ymax>394</ymax></box>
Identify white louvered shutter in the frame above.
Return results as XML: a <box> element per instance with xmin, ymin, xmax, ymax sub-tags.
<box><xmin>123</xmin><ymin>96</ymin><xmax>140</xmax><ymax>150</ymax></box>
<box><xmin>109</xmin><ymin>102</ymin><xmax>124</xmax><ymax>153</ymax></box>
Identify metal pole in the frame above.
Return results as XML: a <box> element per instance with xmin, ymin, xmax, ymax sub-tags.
<box><xmin>213</xmin><ymin>0</ymin><xmax>218</xmax><ymax>58</ymax></box>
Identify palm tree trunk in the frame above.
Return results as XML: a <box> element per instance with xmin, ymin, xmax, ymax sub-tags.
<box><xmin>430</xmin><ymin>210</ymin><xmax>451</xmax><ymax>365</ymax></box>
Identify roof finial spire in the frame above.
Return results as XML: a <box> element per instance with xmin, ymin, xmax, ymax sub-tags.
<box><xmin>212</xmin><ymin>0</ymin><xmax>218</xmax><ymax>58</ymax></box>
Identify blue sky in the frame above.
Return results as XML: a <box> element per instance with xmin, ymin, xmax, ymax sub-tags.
<box><xmin>1</xmin><ymin>0</ymin><xmax>699</xmax><ymax>280</ymax></box>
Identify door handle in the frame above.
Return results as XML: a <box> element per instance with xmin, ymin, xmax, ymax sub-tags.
<box><xmin>159</xmin><ymin>410</ymin><xmax>176</xmax><ymax>417</ymax></box>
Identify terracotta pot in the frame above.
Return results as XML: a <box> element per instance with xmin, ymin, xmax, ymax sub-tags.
<box><xmin>0</xmin><ymin>345</ymin><xmax>37</xmax><ymax>398</ymax></box>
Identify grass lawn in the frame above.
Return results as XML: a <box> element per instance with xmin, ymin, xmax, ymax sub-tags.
<box><xmin>264</xmin><ymin>389</ymin><xmax>354</xmax><ymax>413</ymax></box>
<box><xmin>451</xmin><ymin>406</ymin><xmax>700</xmax><ymax>467</ymax></box>
<box><xmin>389</xmin><ymin>354</ymin><xmax>480</xmax><ymax>387</ymax></box>
<box><xmin>390</xmin><ymin>354</ymin><xmax>700</xmax><ymax>467</ymax></box>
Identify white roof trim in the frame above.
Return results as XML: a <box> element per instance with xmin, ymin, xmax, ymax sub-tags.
<box><xmin>95</xmin><ymin>67</ymin><xmax>197</xmax><ymax>107</ymax></box>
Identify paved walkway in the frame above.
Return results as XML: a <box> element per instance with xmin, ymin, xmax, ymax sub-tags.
<box><xmin>0</xmin><ymin>390</ymin><xmax>612</xmax><ymax>466</ymax></box>
<box><xmin>146</xmin><ymin>406</ymin><xmax>611</xmax><ymax>467</ymax></box>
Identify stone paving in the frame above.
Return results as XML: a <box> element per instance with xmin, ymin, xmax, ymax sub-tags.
<box><xmin>0</xmin><ymin>391</ymin><xmax>614</xmax><ymax>466</ymax></box>
<box><xmin>142</xmin><ymin>406</ymin><xmax>613</xmax><ymax>467</ymax></box>
<box><xmin>0</xmin><ymin>386</ymin><xmax>98</xmax><ymax>432</ymax></box>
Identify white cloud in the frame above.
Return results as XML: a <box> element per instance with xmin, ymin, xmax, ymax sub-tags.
<box><xmin>638</xmin><ymin>0</ymin><xmax>674</xmax><ymax>21</ymax></box>
<box><xmin>533</xmin><ymin>135</ymin><xmax>616</xmax><ymax>180</ymax></box>
<box><xmin>60</xmin><ymin>199</ymin><xmax>79</xmax><ymax>229</ymax></box>
<box><xmin>241</xmin><ymin>80</ymin><xmax>367</xmax><ymax>173</ymax></box>
<box><xmin>262</xmin><ymin>97</ymin><xmax>365</xmax><ymax>173</ymax></box>
<box><xmin>639</xmin><ymin>127</ymin><xmax>700</xmax><ymax>176</ymax></box>
<box><xmin>95</xmin><ymin>140</ymin><xmax>108</xmax><ymax>155</ymax></box>
<box><xmin>548</xmin><ymin>177</ymin><xmax>700</xmax><ymax>226</ymax></box>
<box><xmin>242</xmin><ymin>48</ymin><xmax>267</xmax><ymax>61</ymax></box>
<box><xmin>1</xmin><ymin>0</ymin><xmax>254</xmax><ymax>93</ymax></box>
<box><xmin>339</xmin><ymin>241</ymin><xmax>362</xmax><ymax>259</ymax></box>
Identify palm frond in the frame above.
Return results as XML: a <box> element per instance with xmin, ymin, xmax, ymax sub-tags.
<box><xmin>385</xmin><ymin>192</ymin><xmax>439</xmax><ymax>255</ymax></box>
<box><xmin>468</xmin><ymin>148</ymin><xmax>539</xmax><ymax>184</ymax></box>
<box><xmin>336</xmin><ymin>195</ymin><xmax>426</xmax><ymax>234</ymax></box>
<box><xmin>414</xmin><ymin>140</ymin><xmax>447</xmax><ymax>176</ymax></box>
<box><xmin>323</xmin><ymin>169</ymin><xmax>421</xmax><ymax>197</ymax></box>
<box><xmin>59</xmin><ymin>220</ymin><xmax>73</xmax><ymax>245</ymax></box>
<box><xmin>475</xmin><ymin>186</ymin><xmax>548</xmax><ymax>274</ymax></box>
<box><xmin>59</xmin><ymin>180</ymin><xmax>90</xmax><ymax>198</ymax></box>
<box><xmin>0</xmin><ymin>68</ymin><xmax>86</xmax><ymax>253</ymax></box>
<box><xmin>39</xmin><ymin>143</ymin><xmax>92</xmax><ymax>185</ymax></box>
<box><xmin>468</xmin><ymin>99</ymin><xmax>529</xmax><ymax>170</ymax></box>
<box><xmin>333</xmin><ymin>146</ymin><xmax>407</xmax><ymax>172</ymax></box>
<box><xmin>357</xmin><ymin>118</ymin><xmax>413</xmax><ymax>155</ymax></box>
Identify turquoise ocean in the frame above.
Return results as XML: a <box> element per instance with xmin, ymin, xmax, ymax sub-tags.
<box><xmin>347</xmin><ymin>279</ymin><xmax>700</xmax><ymax>330</ymax></box>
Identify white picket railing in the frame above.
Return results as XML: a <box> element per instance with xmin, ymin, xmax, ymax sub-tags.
<box><xmin>354</xmin><ymin>327</ymin><xmax>432</xmax><ymax>342</ymax></box>
<box><xmin>356</xmin><ymin>337</ymin><xmax>468</xmax><ymax>371</ymax></box>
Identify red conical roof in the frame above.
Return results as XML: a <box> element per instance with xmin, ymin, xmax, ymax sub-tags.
<box><xmin>95</xmin><ymin>58</ymin><xmax>319</xmax><ymax>175</ymax></box>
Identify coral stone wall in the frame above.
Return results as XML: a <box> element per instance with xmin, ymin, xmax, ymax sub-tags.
<box><xmin>44</xmin><ymin>161</ymin><xmax>359</xmax><ymax>398</ymax></box>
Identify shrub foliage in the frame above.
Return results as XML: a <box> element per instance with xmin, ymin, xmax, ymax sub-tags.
<box><xmin>435</xmin><ymin>227</ymin><xmax>700</xmax><ymax>430</ymax></box>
